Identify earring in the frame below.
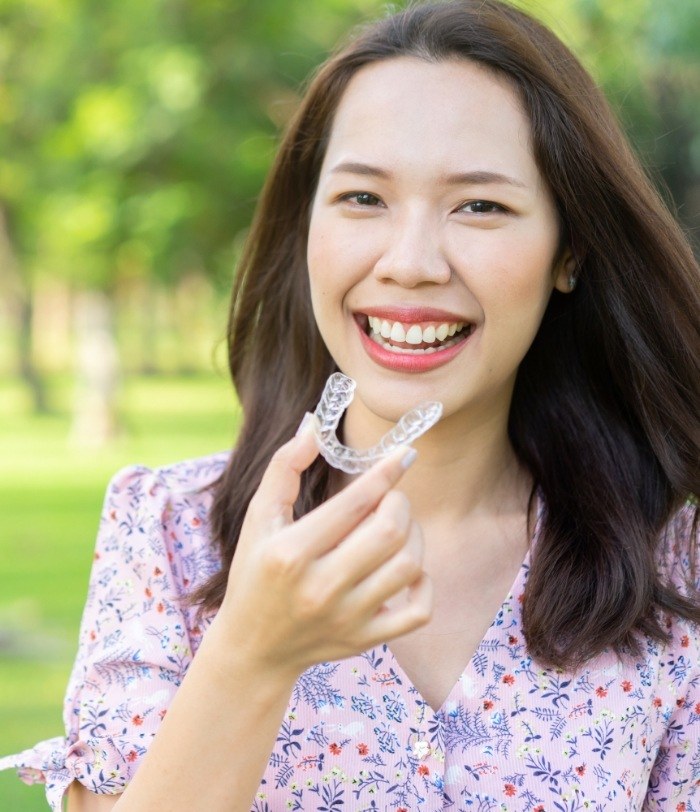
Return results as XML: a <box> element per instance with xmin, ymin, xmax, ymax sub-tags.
<box><xmin>568</xmin><ymin>272</ymin><xmax>578</xmax><ymax>291</ymax></box>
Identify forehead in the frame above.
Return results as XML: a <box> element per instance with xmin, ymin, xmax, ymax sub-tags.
<box><xmin>321</xmin><ymin>56</ymin><xmax>540</xmax><ymax>187</ymax></box>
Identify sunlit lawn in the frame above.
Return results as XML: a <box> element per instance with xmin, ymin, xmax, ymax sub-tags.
<box><xmin>0</xmin><ymin>372</ymin><xmax>239</xmax><ymax>810</ymax></box>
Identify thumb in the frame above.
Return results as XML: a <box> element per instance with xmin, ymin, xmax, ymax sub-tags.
<box><xmin>252</xmin><ymin>412</ymin><xmax>320</xmax><ymax>528</ymax></box>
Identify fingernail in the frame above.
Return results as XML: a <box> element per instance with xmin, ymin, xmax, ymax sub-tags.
<box><xmin>400</xmin><ymin>446</ymin><xmax>418</xmax><ymax>469</ymax></box>
<box><xmin>295</xmin><ymin>412</ymin><xmax>315</xmax><ymax>437</ymax></box>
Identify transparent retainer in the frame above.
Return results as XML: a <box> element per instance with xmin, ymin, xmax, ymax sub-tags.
<box><xmin>312</xmin><ymin>372</ymin><xmax>443</xmax><ymax>474</ymax></box>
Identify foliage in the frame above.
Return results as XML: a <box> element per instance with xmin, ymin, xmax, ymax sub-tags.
<box><xmin>0</xmin><ymin>0</ymin><xmax>696</xmax><ymax>302</ymax></box>
<box><xmin>0</xmin><ymin>0</ymin><xmax>378</xmax><ymax>293</ymax></box>
<box><xmin>528</xmin><ymin>0</ymin><xmax>700</xmax><ymax>237</ymax></box>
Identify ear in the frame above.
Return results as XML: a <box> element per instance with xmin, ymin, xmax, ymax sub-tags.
<box><xmin>553</xmin><ymin>248</ymin><xmax>577</xmax><ymax>294</ymax></box>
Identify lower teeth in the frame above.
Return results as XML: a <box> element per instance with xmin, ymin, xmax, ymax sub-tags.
<box><xmin>368</xmin><ymin>329</ymin><xmax>467</xmax><ymax>354</ymax></box>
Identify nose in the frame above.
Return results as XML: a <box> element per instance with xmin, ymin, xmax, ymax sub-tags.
<box><xmin>372</xmin><ymin>209</ymin><xmax>452</xmax><ymax>288</ymax></box>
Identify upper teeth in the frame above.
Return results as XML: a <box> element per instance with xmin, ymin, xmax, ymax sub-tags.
<box><xmin>369</xmin><ymin>317</ymin><xmax>465</xmax><ymax>345</ymax></box>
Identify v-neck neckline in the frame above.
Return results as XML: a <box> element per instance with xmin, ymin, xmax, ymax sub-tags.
<box><xmin>384</xmin><ymin>492</ymin><xmax>543</xmax><ymax>717</ymax></box>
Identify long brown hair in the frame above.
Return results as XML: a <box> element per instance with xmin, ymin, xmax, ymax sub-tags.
<box><xmin>193</xmin><ymin>0</ymin><xmax>700</xmax><ymax>669</ymax></box>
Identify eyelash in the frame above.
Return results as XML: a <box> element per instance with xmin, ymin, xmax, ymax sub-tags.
<box><xmin>457</xmin><ymin>200</ymin><xmax>506</xmax><ymax>214</ymax></box>
<box><xmin>339</xmin><ymin>192</ymin><xmax>383</xmax><ymax>207</ymax></box>
<box><xmin>338</xmin><ymin>192</ymin><xmax>507</xmax><ymax>214</ymax></box>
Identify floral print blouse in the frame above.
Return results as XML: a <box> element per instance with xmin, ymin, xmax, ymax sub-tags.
<box><xmin>1</xmin><ymin>453</ymin><xmax>699</xmax><ymax>812</ymax></box>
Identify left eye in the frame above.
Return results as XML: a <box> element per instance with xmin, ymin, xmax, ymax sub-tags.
<box><xmin>458</xmin><ymin>200</ymin><xmax>505</xmax><ymax>214</ymax></box>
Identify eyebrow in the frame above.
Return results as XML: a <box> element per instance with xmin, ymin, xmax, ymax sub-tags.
<box><xmin>330</xmin><ymin>161</ymin><xmax>528</xmax><ymax>189</ymax></box>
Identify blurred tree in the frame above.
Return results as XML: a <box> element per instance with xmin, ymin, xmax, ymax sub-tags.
<box><xmin>524</xmin><ymin>0</ymin><xmax>700</xmax><ymax>250</ymax></box>
<box><xmin>0</xmin><ymin>0</ymin><xmax>697</xmax><ymax>439</ymax></box>
<box><xmin>0</xmin><ymin>0</ymin><xmax>379</xmax><ymax>439</ymax></box>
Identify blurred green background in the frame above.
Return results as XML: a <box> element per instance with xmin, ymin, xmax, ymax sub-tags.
<box><xmin>0</xmin><ymin>0</ymin><xmax>698</xmax><ymax>808</ymax></box>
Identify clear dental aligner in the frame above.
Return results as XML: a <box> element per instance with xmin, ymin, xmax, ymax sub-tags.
<box><xmin>312</xmin><ymin>372</ymin><xmax>443</xmax><ymax>474</ymax></box>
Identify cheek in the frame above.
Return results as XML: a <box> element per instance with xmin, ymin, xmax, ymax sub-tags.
<box><xmin>307</xmin><ymin>214</ymin><xmax>373</xmax><ymax>303</ymax></box>
<box><xmin>306</xmin><ymin>215</ymin><xmax>335</xmax><ymax>316</ymax></box>
<box><xmin>306</xmin><ymin>216</ymin><xmax>355</xmax><ymax>340</ymax></box>
<box><xmin>471</xmin><ymin>234</ymin><xmax>558</xmax><ymax>338</ymax></box>
<box><xmin>306</xmin><ymin>213</ymin><xmax>326</xmax><ymax>288</ymax></box>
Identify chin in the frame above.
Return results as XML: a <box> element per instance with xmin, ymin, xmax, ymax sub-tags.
<box><xmin>353</xmin><ymin>387</ymin><xmax>435</xmax><ymax>428</ymax></box>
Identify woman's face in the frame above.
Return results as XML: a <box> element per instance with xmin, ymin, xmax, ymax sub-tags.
<box><xmin>307</xmin><ymin>57</ymin><xmax>571</xmax><ymax>431</ymax></box>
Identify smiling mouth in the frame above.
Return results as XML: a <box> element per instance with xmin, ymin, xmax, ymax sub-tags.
<box><xmin>359</xmin><ymin>314</ymin><xmax>475</xmax><ymax>354</ymax></box>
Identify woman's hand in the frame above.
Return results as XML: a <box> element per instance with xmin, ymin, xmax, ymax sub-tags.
<box><xmin>215</xmin><ymin>414</ymin><xmax>432</xmax><ymax>678</ymax></box>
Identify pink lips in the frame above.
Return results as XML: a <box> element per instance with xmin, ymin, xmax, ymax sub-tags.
<box><xmin>354</xmin><ymin>307</ymin><xmax>474</xmax><ymax>373</ymax></box>
<box><xmin>361</xmin><ymin>305</ymin><xmax>468</xmax><ymax>324</ymax></box>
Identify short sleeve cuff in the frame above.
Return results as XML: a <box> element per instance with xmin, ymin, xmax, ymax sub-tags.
<box><xmin>0</xmin><ymin>735</ymin><xmax>134</xmax><ymax>811</ymax></box>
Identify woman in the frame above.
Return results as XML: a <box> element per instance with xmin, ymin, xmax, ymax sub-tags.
<box><xmin>2</xmin><ymin>1</ymin><xmax>699</xmax><ymax>810</ymax></box>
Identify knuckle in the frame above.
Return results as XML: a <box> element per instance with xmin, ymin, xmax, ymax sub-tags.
<box><xmin>375</xmin><ymin>513</ymin><xmax>404</xmax><ymax>544</ymax></box>
<box><xmin>392</xmin><ymin>551</ymin><xmax>422</xmax><ymax>582</ymax></box>
<box><xmin>247</xmin><ymin>487</ymin><xmax>265</xmax><ymax>512</ymax></box>
<box><xmin>342</xmin><ymin>481</ymin><xmax>410</xmax><ymax>526</ymax></box>
<box><xmin>411</xmin><ymin>602</ymin><xmax>432</xmax><ymax>627</ymax></box>
<box><xmin>354</xmin><ymin>463</ymin><xmax>398</xmax><ymax>507</ymax></box>
<box><xmin>412</xmin><ymin>576</ymin><xmax>433</xmax><ymax>626</ymax></box>
<box><xmin>373</xmin><ymin>466</ymin><xmax>398</xmax><ymax>495</ymax></box>
<box><xmin>410</xmin><ymin>531</ymin><xmax>425</xmax><ymax>561</ymax></box>
<box><xmin>296</xmin><ymin>584</ymin><xmax>330</xmax><ymax>621</ymax></box>
<box><xmin>344</xmin><ymin>488</ymin><xmax>377</xmax><ymax>523</ymax></box>
<box><xmin>261</xmin><ymin>543</ymin><xmax>302</xmax><ymax>578</ymax></box>
<box><xmin>383</xmin><ymin>488</ymin><xmax>409</xmax><ymax>512</ymax></box>
<box><xmin>410</xmin><ymin>519</ymin><xmax>424</xmax><ymax>544</ymax></box>
<box><xmin>268</xmin><ymin>443</ymin><xmax>293</xmax><ymax>470</ymax></box>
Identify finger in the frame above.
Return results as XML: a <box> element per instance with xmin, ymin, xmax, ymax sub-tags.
<box><xmin>322</xmin><ymin>491</ymin><xmax>413</xmax><ymax>587</ymax></box>
<box><xmin>250</xmin><ymin>413</ymin><xmax>320</xmax><ymax>527</ymax></box>
<box><xmin>290</xmin><ymin>444</ymin><xmax>418</xmax><ymax>557</ymax></box>
<box><xmin>346</xmin><ymin>520</ymin><xmax>425</xmax><ymax>616</ymax></box>
<box><xmin>364</xmin><ymin>572</ymin><xmax>433</xmax><ymax>644</ymax></box>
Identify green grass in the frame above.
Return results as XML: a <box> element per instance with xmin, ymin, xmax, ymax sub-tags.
<box><xmin>0</xmin><ymin>372</ymin><xmax>240</xmax><ymax>810</ymax></box>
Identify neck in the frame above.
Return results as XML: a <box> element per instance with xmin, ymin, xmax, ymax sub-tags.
<box><xmin>340</xmin><ymin>398</ymin><xmax>533</xmax><ymax>531</ymax></box>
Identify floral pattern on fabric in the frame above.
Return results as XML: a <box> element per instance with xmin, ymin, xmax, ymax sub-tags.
<box><xmin>0</xmin><ymin>453</ymin><xmax>698</xmax><ymax>812</ymax></box>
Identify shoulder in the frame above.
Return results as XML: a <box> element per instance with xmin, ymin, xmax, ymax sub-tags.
<box><xmin>93</xmin><ymin>450</ymin><xmax>230</xmax><ymax>590</ymax></box>
<box><xmin>105</xmin><ymin>450</ymin><xmax>230</xmax><ymax>502</ymax></box>
<box><xmin>100</xmin><ymin>451</ymin><xmax>229</xmax><ymax>526</ymax></box>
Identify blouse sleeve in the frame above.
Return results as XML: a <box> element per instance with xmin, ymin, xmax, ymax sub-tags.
<box><xmin>0</xmin><ymin>464</ymin><xmax>198</xmax><ymax>811</ymax></box>
<box><xmin>644</xmin><ymin>503</ymin><xmax>700</xmax><ymax>810</ymax></box>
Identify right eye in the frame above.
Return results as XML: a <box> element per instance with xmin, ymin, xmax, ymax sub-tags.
<box><xmin>339</xmin><ymin>192</ymin><xmax>383</xmax><ymax>207</ymax></box>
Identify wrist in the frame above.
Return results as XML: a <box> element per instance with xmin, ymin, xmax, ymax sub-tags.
<box><xmin>200</xmin><ymin>612</ymin><xmax>303</xmax><ymax>692</ymax></box>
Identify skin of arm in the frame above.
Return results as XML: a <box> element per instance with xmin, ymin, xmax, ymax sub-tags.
<box><xmin>68</xmin><ymin>782</ymin><xmax>121</xmax><ymax>811</ymax></box>
<box><xmin>66</xmin><ymin>421</ymin><xmax>429</xmax><ymax>811</ymax></box>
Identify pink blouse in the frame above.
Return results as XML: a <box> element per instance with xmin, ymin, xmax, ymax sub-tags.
<box><xmin>1</xmin><ymin>453</ymin><xmax>699</xmax><ymax>811</ymax></box>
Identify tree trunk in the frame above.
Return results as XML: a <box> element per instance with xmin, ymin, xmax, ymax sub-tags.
<box><xmin>0</xmin><ymin>205</ymin><xmax>49</xmax><ymax>413</ymax></box>
<box><xmin>68</xmin><ymin>289</ymin><xmax>121</xmax><ymax>447</ymax></box>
